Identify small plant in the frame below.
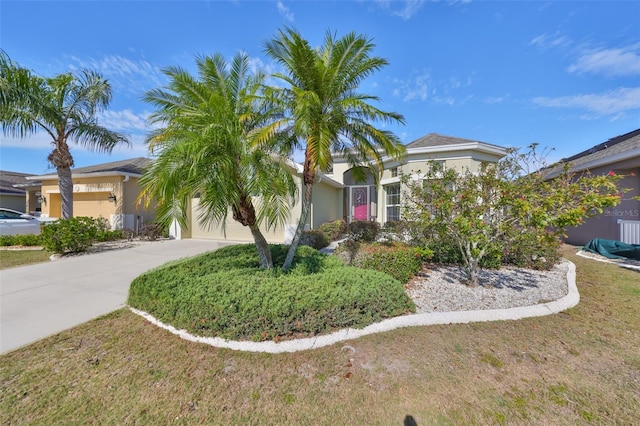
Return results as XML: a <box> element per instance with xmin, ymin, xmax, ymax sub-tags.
<box><xmin>40</xmin><ymin>217</ymin><xmax>99</xmax><ymax>254</ymax></box>
<box><xmin>139</xmin><ymin>223</ymin><xmax>164</xmax><ymax>241</ymax></box>
<box><xmin>350</xmin><ymin>241</ymin><xmax>427</xmax><ymax>283</ymax></box>
<box><xmin>347</xmin><ymin>221</ymin><xmax>379</xmax><ymax>242</ymax></box>
<box><xmin>299</xmin><ymin>230</ymin><xmax>330</xmax><ymax>249</ymax></box>
<box><xmin>319</xmin><ymin>220</ymin><xmax>347</xmax><ymax>241</ymax></box>
<box><xmin>0</xmin><ymin>234</ymin><xmax>42</xmax><ymax>247</ymax></box>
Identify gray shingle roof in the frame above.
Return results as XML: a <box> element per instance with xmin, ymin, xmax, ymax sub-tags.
<box><xmin>546</xmin><ymin>128</ymin><xmax>640</xmax><ymax>175</ymax></box>
<box><xmin>0</xmin><ymin>171</ymin><xmax>33</xmax><ymax>194</ymax></box>
<box><xmin>68</xmin><ymin>157</ymin><xmax>152</xmax><ymax>175</ymax></box>
<box><xmin>406</xmin><ymin>133</ymin><xmax>501</xmax><ymax>149</ymax></box>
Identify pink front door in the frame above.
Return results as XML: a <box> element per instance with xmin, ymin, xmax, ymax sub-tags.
<box><xmin>352</xmin><ymin>187</ymin><xmax>368</xmax><ymax>221</ymax></box>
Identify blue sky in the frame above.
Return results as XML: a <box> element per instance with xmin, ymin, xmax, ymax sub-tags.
<box><xmin>1</xmin><ymin>0</ymin><xmax>639</xmax><ymax>175</ymax></box>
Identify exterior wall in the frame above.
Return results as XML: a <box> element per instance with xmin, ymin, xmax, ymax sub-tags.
<box><xmin>189</xmin><ymin>197</ymin><xmax>286</xmax><ymax>243</ymax></box>
<box><xmin>37</xmin><ymin>175</ymin><xmax>155</xmax><ymax>231</ymax></box>
<box><xmin>565</xmin><ymin>163</ymin><xmax>640</xmax><ymax>245</ymax></box>
<box><xmin>310</xmin><ymin>182</ymin><xmax>342</xmax><ymax>228</ymax></box>
<box><xmin>0</xmin><ymin>194</ymin><xmax>26</xmax><ymax>212</ymax></box>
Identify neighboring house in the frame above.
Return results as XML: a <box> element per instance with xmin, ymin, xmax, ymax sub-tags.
<box><xmin>23</xmin><ymin>157</ymin><xmax>155</xmax><ymax>231</ymax></box>
<box><xmin>0</xmin><ymin>170</ymin><xmax>34</xmax><ymax>212</ymax></box>
<box><xmin>545</xmin><ymin>128</ymin><xmax>640</xmax><ymax>245</ymax></box>
<box><xmin>180</xmin><ymin>133</ymin><xmax>508</xmax><ymax>243</ymax></box>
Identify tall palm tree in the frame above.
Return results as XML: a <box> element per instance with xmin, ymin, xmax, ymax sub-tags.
<box><xmin>0</xmin><ymin>50</ymin><xmax>129</xmax><ymax>219</ymax></box>
<box><xmin>262</xmin><ymin>27</ymin><xmax>406</xmax><ymax>269</ymax></box>
<box><xmin>141</xmin><ymin>53</ymin><xmax>297</xmax><ymax>269</ymax></box>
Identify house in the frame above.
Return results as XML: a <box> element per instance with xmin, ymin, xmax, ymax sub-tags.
<box><xmin>545</xmin><ymin>128</ymin><xmax>640</xmax><ymax>245</ymax></box>
<box><xmin>23</xmin><ymin>157</ymin><xmax>155</xmax><ymax>231</ymax></box>
<box><xmin>178</xmin><ymin>133</ymin><xmax>509</xmax><ymax>242</ymax></box>
<box><xmin>0</xmin><ymin>170</ymin><xmax>33</xmax><ymax>212</ymax></box>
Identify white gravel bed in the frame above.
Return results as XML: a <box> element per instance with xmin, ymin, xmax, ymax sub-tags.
<box><xmin>405</xmin><ymin>260</ymin><xmax>570</xmax><ymax>313</ymax></box>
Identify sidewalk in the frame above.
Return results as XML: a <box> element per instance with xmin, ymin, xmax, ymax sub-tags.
<box><xmin>0</xmin><ymin>239</ymin><xmax>228</xmax><ymax>354</ymax></box>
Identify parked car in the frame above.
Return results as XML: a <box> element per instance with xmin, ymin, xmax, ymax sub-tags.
<box><xmin>0</xmin><ymin>208</ymin><xmax>45</xmax><ymax>235</ymax></box>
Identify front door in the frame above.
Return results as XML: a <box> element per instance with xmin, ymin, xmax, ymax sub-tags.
<box><xmin>352</xmin><ymin>186</ymin><xmax>369</xmax><ymax>221</ymax></box>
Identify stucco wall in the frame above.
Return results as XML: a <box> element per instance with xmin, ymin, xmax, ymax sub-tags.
<box><xmin>310</xmin><ymin>182</ymin><xmax>342</xmax><ymax>228</ymax></box>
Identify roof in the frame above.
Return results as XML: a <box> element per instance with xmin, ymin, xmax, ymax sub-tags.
<box><xmin>0</xmin><ymin>171</ymin><xmax>34</xmax><ymax>195</ymax></box>
<box><xmin>545</xmin><ymin>128</ymin><xmax>640</xmax><ymax>177</ymax></box>
<box><xmin>27</xmin><ymin>157</ymin><xmax>153</xmax><ymax>180</ymax></box>
<box><xmin>405</xmin><ymin>133</ymin><xmax>504</xmax><ymax>151</ymax></box>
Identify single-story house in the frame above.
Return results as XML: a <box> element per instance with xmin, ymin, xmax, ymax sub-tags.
<box><xmin>175</xmin><ymin>133</ymin><xmax>509</xmax><ymax>242</ymax></box>
<box><xmin>23</xmin><ymin>157</ymin><xmax>155</xmax><ymax>231</ymax></box>
<box><xmin>545</xmin><ymin>128</ymin><xmax>640</xmax><ymax>245</ymax></box>
<box><xmin>0</xmin><ymin>170</ymin><xmax>33</xmax><ymax>212</ymax></box>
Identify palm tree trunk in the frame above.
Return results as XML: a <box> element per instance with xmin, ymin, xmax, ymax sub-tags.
<box><xmin>48</xmin><ymin>140</ymin><xmax>75</xmax><ymax>219</ymax></box>
<box><xmin>57</xmin><ymin>166</ymin><xmax>74</xmax><ymax>219</ymax></box>
<box><xmin>249</xmin><ymin>225</ymin><xmax>273</xmax><ymax>269</ymax></box>
<box><xmin>283</xmin><ymin>177</ymin><xmax>313</xmax><ymax>270</ymax></box>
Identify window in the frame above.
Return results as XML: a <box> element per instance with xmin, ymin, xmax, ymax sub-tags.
<box><xmin>390</xmin><ymin>167</ymin><xmax>398</xmax><ymax>177</ymax></box>
<box><xmin>385</xmin><ymin>183</ymin><xmax>401</xmax><ymax>222</ymax></box>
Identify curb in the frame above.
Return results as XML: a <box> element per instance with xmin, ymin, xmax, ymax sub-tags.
<box><xmin>129</xmin><ymin>260</ymin><xmax>578</xmax><ymax>354</ymax></box>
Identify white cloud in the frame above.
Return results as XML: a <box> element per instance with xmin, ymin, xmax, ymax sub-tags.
<box><xmin>0</xmin><ymin>132</ymin><xmax>52</xmax><ymax>150</ymax></box>
<box><xmin>568</xmin><ymin>43</ymin><xmax>640</xmax><ymax>77</ymax></box>
<box><xmin>276</xmin><ymin>1</ymin><xmax>294</xmax><ymax>22</ymax></box>
<box><xmin>392</xmin><ymin>69</ymin><xmax>431</xmax><ymax>102</ymax></box>
<box><xmin>529</xmin><ymin>32</ymin><xmax>572</xmax><ymax>50</ymax></box>
<box><xmin>532</xmin><ymin>87</ymin><xmax>640</xmax><ymax>116</ymax></box>
<box><xmin>67</xmin><ymin>54</ymin><xmax>165</xmax><ymax>96</ymax></box>
<box><xmin>98</xmin><ymin>109</ymin><xmax>153</xmax><ymax>133</ymax></box>
<box><xmin>371</xmin><ymin>0</ymin><xmax>425</xmax><ymax>20</ymax></box>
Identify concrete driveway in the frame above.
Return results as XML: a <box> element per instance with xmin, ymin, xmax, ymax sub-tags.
<box><xmin>0</xmin><ymin>239</ymin><xmax>231</xmax><ymax>354</ymax></box>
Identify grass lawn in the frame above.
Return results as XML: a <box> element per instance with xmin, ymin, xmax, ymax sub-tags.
<box><xmin>0</xmin><ymin>249</ymin><xmax>50</xmax><ymax>270</ymax></box>
<box><xmin>1</xmin><ymin>245</ymin><xmax>638</xmax><ymax>424</ymax></box>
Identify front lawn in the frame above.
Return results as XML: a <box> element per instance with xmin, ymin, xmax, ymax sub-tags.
<box><xmin>1</xmin><ymin>246</ymin><xmax>638</xmax><ymax>424</ymax></box>
<box><xmin>0</xmin><ymin>249</ymin><xmax>51</xmax><ymax>270</ymax></box>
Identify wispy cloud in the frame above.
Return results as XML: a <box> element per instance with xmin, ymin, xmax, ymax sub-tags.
<box><xmin>568</xmin><ymin>43</ymin><xmax>640</xmax><ymax>77</ymax></box>
<box><xmin>529</xmin><ymin>31</ymin><xmax>572</xmax><ymax>50</ymax></box>
<box><xmin>276</xmin><ymin>1</ymin><xmax>294</xmax><ymax>22</ymax></box>
<box><xmin>371</xmin><ymin>0</ymin><xmax>426</xmax><ymax>20</ymax></box>
<box><xmin>391</xmin><ymin>69</ymin><xmax>431</xmax><ymax>101</ymax></box>
<box><xmin>97</xmin><ymin>109</ymin><xmax>153</xmax><ymax>133</ymax></box>
<box><xmin>532</xmin><ymin>87</ymin><xmax>640</xmax><ymax>117</ymax></box>
<box><xmin>66</xmin><ymin>54</ymin><xmax>165</xmax><ymax>96</ymax></box>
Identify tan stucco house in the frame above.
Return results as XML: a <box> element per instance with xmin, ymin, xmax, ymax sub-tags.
<box><xmin>23</xmin><ymin>157</ymin><xmax>155</xmax><ymax>231</ymax></box>
<box><xmin>177</xmin><ymin>133</ymin><xmax>509</xmax><ymax>243</ymax></box>
<box><xmin>545</xmin><ymin>128</ymin><xmax>640</xmax><ymax>245</ymax></box>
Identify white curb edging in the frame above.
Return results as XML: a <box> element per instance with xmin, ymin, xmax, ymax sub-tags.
<box><xmin>577</xmin><ymin>249</ymin><xmax>640</xmax><ymax>271</ymax></box>
<box><xmin>129</xmin><ymin>260</ymin><xmax>578</xmax><ymax>354</ymax></box>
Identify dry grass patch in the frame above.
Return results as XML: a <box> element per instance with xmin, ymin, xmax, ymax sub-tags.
<box><xmin>1</xmin><ymin>245</ymin><xmax>639</xmax><ymax>425</ymax></box>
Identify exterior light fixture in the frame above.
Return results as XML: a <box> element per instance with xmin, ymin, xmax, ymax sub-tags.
<box><xmin>108</xmin><ymin>193</ymin><xmax>117</xmax><ymax>202</ymax></box>
<box><xmin>37</xmin><ymin>195</ymin><xmax>46</xmax><ymax>204</ymax></box>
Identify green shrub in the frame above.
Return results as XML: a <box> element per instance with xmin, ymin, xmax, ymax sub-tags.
<box><xmin>348</xmin><ymin>221</ymin><xmax>379</xmax><ymax>242</ymax></box>
<box><xmin>502</xmin><ymin>230</ymin><xmax>561</xmax><ymax>270</ymax></box>
<box><xmin>0</xmin><ymin>233</ymin><xmax>42</xmax><ymax>246</ymax></box>
<box><xmin>299</xmin><ymin>230</ymin><xmax>330</xmax><ymax>249</ymax></box>
<box><xmin>319</xmin><ymin>220</ymin><xmax>347</xmax><ymax>241</ymax></box>
<box><xmin>128</xmin><ymin>244</ymin><xmax>415</xmax><ymax>341</ymax></box>
<box><xmin>40</xmin><ymin>216</ymin><xmax>100</xmax><ymax>254</ymax></box>
<box><xmin>427</xmin><ymin>239</ymin><xmax>463</xmax><ymax>265</ymax></box>
<box><xmin>351</xmin><ymin>242</ymin><xmax>428</xmax><ymax>283</ymax></box>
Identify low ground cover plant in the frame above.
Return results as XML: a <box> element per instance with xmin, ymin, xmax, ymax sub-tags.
<box><xmin>0</xmin><ymin>234</ymin><xmax>42</xmax><ymax>247</ymax></box>
<box><xmin>128</xmin><ymin>244</ymin><xmax>415</xmax><ymax>341</ymax></box>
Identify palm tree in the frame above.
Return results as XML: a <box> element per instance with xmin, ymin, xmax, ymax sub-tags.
<box><xmin>262</xmin><ymin>27</ymin><xmax>406</xmax><ymax>269</ymax></box>
<box><xmin>0</xmin><ymin>50</ymin><xmax>129</xmax><ymax>219</ymax></box>
<box><xmin>141</xmin><ymin>53</ymin><xmax>297</xmax><ymax>269</ymax></box>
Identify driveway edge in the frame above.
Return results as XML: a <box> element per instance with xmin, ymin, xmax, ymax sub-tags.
<box><xmin>129</xmin><ymin>260</ymin><xmax>578</xmax><ymax>354</ymax></box>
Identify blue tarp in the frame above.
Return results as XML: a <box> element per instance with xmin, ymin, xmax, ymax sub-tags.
<box><xmin>583</xmin><ymin>238</ymin><xmax>640</xmax><ymax>260</ymax></box>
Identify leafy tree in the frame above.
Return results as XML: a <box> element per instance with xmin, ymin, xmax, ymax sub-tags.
<box><xmin>261</xmin><ymin>27</ymin><xmax>406</xmax><ymax>269</ymax></box>
<box><xmin>402</xmin><ymin>145</ymin><xmax>623</xmax><ymax>286</ymax></box>
<box><xmin>141</xmin><ymin>53</ymin><xmax>297</xmax><ymax>269</ymax></box>
<box><xmin>0</xmin><ymin>50</ymin><xmax>129</xmax><ymax>219</ymax></box>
